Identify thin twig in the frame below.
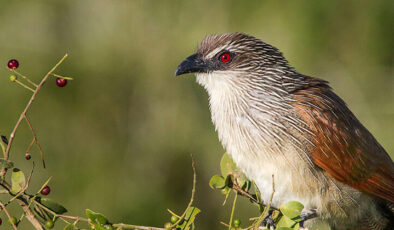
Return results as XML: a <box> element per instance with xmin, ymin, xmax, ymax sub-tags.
<box><xmin>36</xmin><ymin>176</ymin><xmax>52</xmax><ymax>194</ymax></box>
<box><xmin>228</xmin><ymin>192</ymin><xmax>238</xmax><ymax>230</ymax></box>
<box><xmin>232</xmin><ymin>181</ymin><xmax>258</xmax><ymax>204</ymax></box>
<box><xmin>14</xmin><ymin>79</ymin><xmax>36</xmax><ymax>92</ymax></box>
<box><xmin>24</xmin><ymin>116</ymin><xmax>45</xmax><ymax>168</ymax></box>
<box><xmin>34</xmin><ymin>201</ymin><xmax>89</xmax><ymax>222</ymax></box>
<box><xmin>26</xmin><ymin>137</ymin><xmax>35</xmax><ymax>155</ymax></box>
<box><xmin>10</xmin><ymin>69</ymin><xmax>38</xmax><ymax>87</ymax></box>
<box><xmin>17</xmin><ymin>198</ymin><xmax>43</xmax><ymax>230</ymax></box>
<box><xmin>50</xmin><ymin>73</ymin><xmax>74</xmax><ymax>80</ymax></box>
<box><xmin>169</xmin><ymin>154</ymin><xmax>197</xmax><ymax>228</ymax></box>
<box><xmin>0</xmin><ymin>201</ymin><xmax>18</xmax><ymax>230</ymax></box>
<box><xmin>166</xmin><ymin>209</ymin><xmax>181</xmax><ymax>218</ymax></box>
<box><xmin>2</xmin><ymin>54</ymin><xmax>68</xmax><ymax>176</ymax></box>
<box><xmin>252</xmin><ymin>175</ymin><xmax>275</xmax><ymax>229</ymax></box>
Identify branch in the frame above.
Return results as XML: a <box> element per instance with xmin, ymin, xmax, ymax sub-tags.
<box><xmin>24</xmin><ymin>116</ymin><xmax>45</xmax><ymax>167</ymax></box>
<box><xmin>0</xmin><ymin>201</ymin><xmax>18</xmax><ymax>230</ymax></box>
<box><xmin>2</xmin><ymin>54</ymin><xmax>68</xmax><ymax>177</ymax></box>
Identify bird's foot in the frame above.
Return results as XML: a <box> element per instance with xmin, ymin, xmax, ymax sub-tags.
<box><xmin>299</xmin><ymin>209</ymin><xmax>317</xmax><ymax>229</ymax></box>
<box><xmin>260</xmin><ymin>210</ymin><xmax>276</xmax><ymax>230</ymax></box>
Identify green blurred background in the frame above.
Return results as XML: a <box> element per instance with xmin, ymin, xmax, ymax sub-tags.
<box><xmin>0</xmin><ymin>0</ymin><xmax>393</xmax><ymax>229</ymax></box>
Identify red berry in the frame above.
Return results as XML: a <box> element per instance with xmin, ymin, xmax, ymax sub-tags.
<box><xmin>7</xmin><ymin>59</ymin><xmax>19</xmax><ymax>69</ymax></box>
<box><xmin>56</xmin><ymin>77</ymin><xmax>67</xmax><ymax>87</ymax></box>
<box><xmin>25</xmin><ymin>154</ymin><xmax>31</xmax><ymax>160</ymax></box>
<box><xmin>41</xmin><ymin>185</ymin><xmax>51</xmax><ymax>195</ymax></box>
<box><xmin>0</xmin><ymin>217</ymin><xmax>2</xmax><ymax>225</ymax></box>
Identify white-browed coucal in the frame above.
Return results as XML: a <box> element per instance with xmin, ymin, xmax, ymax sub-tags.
<box><xmin>175</xmin><ymin>33</ymin><xmax>393</xmax><ymax>230</ymax></box>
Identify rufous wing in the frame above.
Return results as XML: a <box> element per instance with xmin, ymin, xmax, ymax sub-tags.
<box><xmin>292</xmin><ymin>82</ymin><xmax>394</xmax><ymax>203</ymax></box>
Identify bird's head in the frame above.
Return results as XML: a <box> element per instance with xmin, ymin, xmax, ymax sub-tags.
<box><xmin>175</xmin><ymin>33</ymin><xmax>291</xmax><ymax>78</ymax></box>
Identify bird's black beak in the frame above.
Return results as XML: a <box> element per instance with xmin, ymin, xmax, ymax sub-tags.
<box><xmin>175</xmin><ymin>53</ymin><xmax>207</xmax><ymax>76</ymax></box>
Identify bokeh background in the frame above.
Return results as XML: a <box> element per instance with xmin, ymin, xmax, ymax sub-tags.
<box><xmin>0</xmin><ymin>0</ymin><xmax>393</xmax><ymax>229</ymax></box>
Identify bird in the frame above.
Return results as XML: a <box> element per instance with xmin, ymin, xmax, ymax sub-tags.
<box><xmin>175</xmin><ymin>33</ymin><xmax>394</xmax><ymax>230</ymax></box>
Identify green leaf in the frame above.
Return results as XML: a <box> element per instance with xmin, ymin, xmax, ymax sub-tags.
<box><xmin>275</xmin><ymin>227</ymin><xmax>293</xmax><ymax>230</ymax></box>
<box><xmin>220</xmin><ymin>153</ymin><xmax>237</xmax><ymax>176</ymax></box>
<box><xmin>276</xmin><ymin>215</ymin><xmax>297</xmax><ymax>228</ymax></box>
<box><xmin>280</xmin><ymin>201</ymin><xmax>304</xmax><ymax>221</ymax></box>
<box><xmin>0</xmin><ymin>159</ymin><xmax>14</xmax><ymax>170</ymax></box>
<box><xmin>235</xmin><ymin>175</ymin><xmax>251</xmax><ymax>192</ymax></box>
<box><xmin>176</xmin><ymin>206</ymin><xmax>200</xmax><ymax>230</ymax></box>
<box><xmin>11</xmin><ymin>168</ymin><xmax>25</xmax><ymax>193</ymax></box>
<box><xmin>209</xmin><ymin>175</ymin><xmax>225</xmax><ymax>189</ymax></box>
<box><xmin>224</xmin><ymin>174</ymin><xmax>234</xmax><ymax>188</ymax></box>
<box><xmin>39</xmin><ymin>198</ymin><xmax>67</xmax><ymax>214</ymax></box>
<box><xmin>86</xmin><ymin>209</ymin><xmax>113</xmax><ymax>230</ymax></box>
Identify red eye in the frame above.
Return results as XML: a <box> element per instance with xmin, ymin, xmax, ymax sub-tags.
<box><xmin>220</xmin><ymin>52</ymin><xmax>231</xmax><ymax>63</ymax></box>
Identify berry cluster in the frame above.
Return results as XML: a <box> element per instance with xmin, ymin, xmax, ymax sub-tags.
<box><xmin>7</xmin><ymin>58</ymin><xmax>71</xmax><ymax>89</ymax></box>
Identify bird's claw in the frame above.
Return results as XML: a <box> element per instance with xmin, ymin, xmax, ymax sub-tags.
<box><xmin>260</xmin><ymin>210</ymin><xmax>276</xmax><ymax>230</ymax></box>
<box><xmin>299</xmin><ymin>209</ymin><xmax>317</xmax><ymax>228</ymax></box>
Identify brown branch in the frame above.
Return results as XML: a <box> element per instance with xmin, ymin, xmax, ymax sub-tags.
<box><xmin>17</xmin><ymin>198</ymin><xmax>43</xmax><ymax>230</ymax></box>
<box><xmin>0</xmin><ymin>201</ymin><xmax>18</xmax><ymax>230</ymax></box>
<box><xmin>24</xmin><ymin>116</ymin><xmax>45</xmax><ymax>168</ymax></box>
<box><xmin>232</xmin><ymin>181</ymin><xmax>258</xmax><ymax>204</ymax></box>
<box><xmin>26</xmin><ymin>138</ymin><xmax>35</xmax><ymax>155</ymax></box>
<box><xmin>2</xmin><ymin>54</ymin><xmax>68</xmax><ymax>177</ymax></box>
<box><xmin>0</xmin><ymin>160</ymin><xmax>43</xmax><ymax>230</ymax></box>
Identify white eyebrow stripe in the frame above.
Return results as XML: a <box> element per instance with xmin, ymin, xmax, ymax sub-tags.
<box><xmin>206</xmin><ymin>44</ymin><xmax>229</xmax><ymax>59</ymax></box>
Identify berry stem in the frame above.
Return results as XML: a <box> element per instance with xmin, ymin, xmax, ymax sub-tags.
<box><xmin>25</xmin><ymin>137</ymin><xmax>35</xmax><ymax>157</ymax></box>
<box><xmin>0</xmin><ymin>201</ymin><xmax>17</xmax><ymax>230</ymax></box>
<box><xmin>14</xmin><ymin>79</ymin><xmax>36</xmax><ymax>93</ymax></box>
<box><xmin>24</xmin><ymin>116</ymin><xmax>46</xmax><ymax>168</ymax></box>
<box><xmin>166</xmin><ymin>209</ymin><xmax>181</xmax><ymax>218</ymax></box>
<box><xmin>2</xmin><ymin>54</ymin><xmax>68</xmax><ymax>177</ymax></box>
<box><xmin>36</xmin><ymin>177</ymin><xmax>52</xmax><ymax>195</ymax></box>
<box><xmin>228</xmin><ymin>192</ymin><xmax>238</xmax><ymax>230</ymax></box>
<box><xmin>51</xmin><ymin>73</ymin><xmax>73</xmax><ymax>80</ymax></box>
<box><xmin>10</xmin><ymin>69</ymin><xmax>38</xmax><ymax>87</ymax></box>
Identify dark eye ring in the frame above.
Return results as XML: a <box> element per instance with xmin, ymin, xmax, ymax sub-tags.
<box><xmin>219</xmin><ymin>51</ymin><xmax>232</xmax><ymax>63</ymax></box>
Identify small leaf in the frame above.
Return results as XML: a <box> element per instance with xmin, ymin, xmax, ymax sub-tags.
<box><xmin>1</xmin><ymin>135</ymin><xmax>8</xmax><ymax>144</ymax></box>
<box><xmin>272</xmin><ymin>210</ymin><xmax>281</xmax><ymax>222</ymax></box>
<box><xmin>220</xmin><ymin>153</ymin><xmax>237</xmax><ymax>176</ymax></box>
<box><xmin>11</xmin><ymin>168</ymin><xmax>25</xmax><ymax>193</ymax></box>
<box><xmin>209</xmin><ymin>175</ymin><xmax>225</xmax><ymax>189</ymax></box>
<box><xmin>39</xmin><ymin>198</ymin><xmax>67</xmax><ymax>214</ymax></box>
<box><xmin>239</xmin><ymin>177</ymin><xmax>250</xmax><ymax>191</ymax></box>
<box><xmin>0</xmin><ymin>159</ymin><xmax>14</xmax><ymax>170</ymax></box>
<box><xmin>276</xmin><ymin>215</ymin><xmax>297</xmax><ymax>228</ymax></box>
<box><xmin>224</xmin><ymin>174</ymin><xmax>234</xmax><ymax>188</ymax></box>
<box><xmin>280</xmin><ymin>201</ymin><xmax>304</xmax><ymax>221</ymax></box>
<box><xmin>176</xmin><ymin>206</ymin><xmax>200</xmax><ymax>230</ymax></box>
<box><xmin>86</xmin><ymin>209</ymin><xmax>113</xmax><ymax>230</ymax></box>
<box><xmin>276</xmin><ymin>227</ymin><xmax>293</xmax><ymax>230</ymax></box>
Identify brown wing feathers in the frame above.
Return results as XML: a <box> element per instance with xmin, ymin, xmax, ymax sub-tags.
<box><xmin>292</xmin><ymin>79</ymin><xmax>394</xmax><ymax>203</ymax></box>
